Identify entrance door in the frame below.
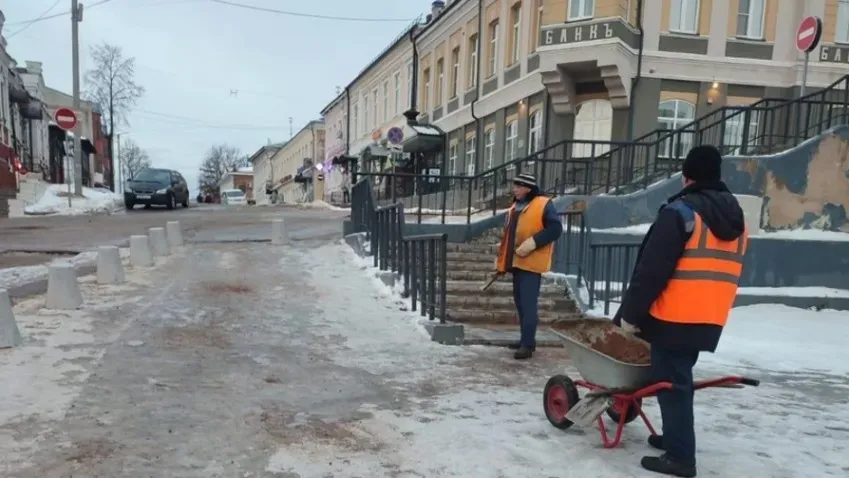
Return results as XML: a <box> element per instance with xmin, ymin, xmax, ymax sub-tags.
<box><xmin>572</xmin><ymin>99</ymin><xmax>613</xmax><ymax>157</ymax></box>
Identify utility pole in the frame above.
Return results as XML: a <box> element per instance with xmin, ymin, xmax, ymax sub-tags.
<box><xmin>289</xmin><ymin>117</ymin><xmax>293</xmax><ymax>138</ymax></box>
<box><xmin>71</xmin><ymin>0</ymin><xmax>83</xmax><ymax>196</ymax></box>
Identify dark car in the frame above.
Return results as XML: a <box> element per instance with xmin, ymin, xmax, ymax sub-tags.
<box><xmin>124</xmin><ymin>168</ymin><xmax>190</xmax><ymax>210</ymax></box>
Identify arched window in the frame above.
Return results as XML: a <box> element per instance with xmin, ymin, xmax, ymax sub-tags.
<box><xmin>505</xmin><ymin>120</ymin><xmax>518</xmax><ymax>170</ymax></box>
<box><xmin>657</xmin><ymin>99</ymin><xmax>696</xmax><ymax>158</ymax></box>
<box><xmin>528</xmin><ymin>110</ymin><xmax>543</xmax><ymax>169</ymax></box>
<box><xmin>484</xmin><ymin>129</ymin><xmax>495</xmax><ymax>174</ymax></box>
<box><xmin>573</xmin><ymin>99</ymin><xmax>613</xmax><ymax>157</ymax></box>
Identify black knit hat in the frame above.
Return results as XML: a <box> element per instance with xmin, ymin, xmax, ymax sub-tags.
<box><xmin>682</xmin><ymin>145</ymin><xmax>723</xmax><ymax>183</ymax></box>
<box><xmin>513</xmin><ymin>173</ymin><xmax>537</xmax><ymax>188</ymax></box>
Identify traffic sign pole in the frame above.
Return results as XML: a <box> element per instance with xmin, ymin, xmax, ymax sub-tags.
<box><xmin>71</xmin><ymin>0</ymin><xmax>83</xmax><ymax>197</ymax></box>
<box><xmin>801</xmin><ymin>52</ymin><xmax>810</xmax><ymax>98</ymax></box>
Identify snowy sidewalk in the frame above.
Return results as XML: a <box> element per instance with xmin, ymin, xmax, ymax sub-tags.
<box><xmin>0</xmin><ymin>240</ymin><xmax>846</xmax><ymax>477</ymax></box>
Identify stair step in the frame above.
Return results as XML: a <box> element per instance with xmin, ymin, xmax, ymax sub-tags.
<box><xmin>447</xmin><ymin>251</ymin><xmax>498</xmax><ymax>263</ymax></box>
<box><xmin>447</xmin><ymin>270</ymin><xmax>511</xmax><ymax>281</ymax></box>
<box><xmin>446</xmin><ymin>261</ymin><xmax>495</xmax><ymax>272</ymax></box>
<box><xmin>446</xmin><ymin>295</ymin><xmax>576</xmax><ymax>311</ymax></box>
<box><xmin>446</xmin><ymin>279</ymin><xmax>565</xmax><ymax>296</ymax></box>
<box><xmin>446</xmin><ymin>243</ymin><xmax>500</xmax><ymax>254</ymax></box>
<box><xmin>447</xmin><ymin>309</ymin><xmax>582</xmax><ymax>325</ymax></box>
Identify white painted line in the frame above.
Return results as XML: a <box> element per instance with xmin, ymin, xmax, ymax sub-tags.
<box><xmin>798</xmin><ymin>26</ymin><xmax>815</xmax><ymax>41</ymax></box>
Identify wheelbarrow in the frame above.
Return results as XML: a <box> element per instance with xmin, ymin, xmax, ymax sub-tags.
<box><xmin>544</xmin><ymin>321</ymin><xmax>760</xmax><ymax>448</ymax></box>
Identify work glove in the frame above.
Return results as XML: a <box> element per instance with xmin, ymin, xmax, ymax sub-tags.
<box><xmin>620</xmin><ymin>320</ymin><xmax>640</xmax><ymax>334</ymax></box>
<box><xmin>514</xmin><ymin>238</ymin><xmax>536</xmax><ymax>258</ymax></box>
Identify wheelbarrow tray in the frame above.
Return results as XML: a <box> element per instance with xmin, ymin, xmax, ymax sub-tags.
<box><xmin>550</xmin><ymin>322</ymin><xmax>653</xmax><ymax>390</ymax></box>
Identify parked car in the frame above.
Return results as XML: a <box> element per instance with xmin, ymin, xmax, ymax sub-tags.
<box><xmin>124</xmin><ymin>168</ymin><xmax>190</xmax><ymax>210</ymax></box>
<box><xmin>221</xmin><ymin>189</ymin><xmax>247</xmax><ymax>206</ymax></box>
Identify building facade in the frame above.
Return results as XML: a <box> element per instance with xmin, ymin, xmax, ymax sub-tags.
<box><xmin>16</xmin><ymin>61</ymin><xmax>50</xmax><ymax>178</ymax></box>
<box><xmin>248</xmin><ymin>143</ymin><xmax>284</xmax><ymax>205</ymax></box>
<box><xmin>42</xmin><ymin>86</ymin><xmax>99</xmax><ymax>186</ymax></box>
<box><xmin>218</xmin><ymin>169</ymin><xmax>254</xmax><ymax>200</ymax></box>
<box><xmin>269</xmin><ymin>120</ymin><xmax>325</xmax><ymax>203</ymax></box>
<box><xmin>320</xmin><ymin>92</ymin><xmax>348</xmax><ymax>202</ymax></box>
<box><xmin>409</xmin><ymin>0</ymin><xmax>849</xmax><ymax>180</ymax></box>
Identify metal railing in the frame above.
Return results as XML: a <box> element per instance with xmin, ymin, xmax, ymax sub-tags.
<box><xmin>585</xmin><ymin>242</ymin><xmax>642</xmax><ymax>316</ymax></box>
<box><xmin>351</xmin><ymin>178</ymin><xmax>448</xmax><ymax>323</ymax></box>
<box><xmin>354</xmin><ymin>74</ymin><xmax>849</xmax><ymax>224</ymax></box>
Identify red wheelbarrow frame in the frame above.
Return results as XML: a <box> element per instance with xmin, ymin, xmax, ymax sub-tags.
<box><xmin>545</xmin><ymin>375</ymin><xmax>760</xmax><ymax>449</ymax></box>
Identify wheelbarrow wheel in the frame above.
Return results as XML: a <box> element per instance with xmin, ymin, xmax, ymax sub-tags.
<box><xmin>543</xmin><ymin>375</ymin><xmax>580</xmax><ymax>430</ymax></box>
<box><xmin>605</xmin><ymin>398</ymin><xmax>642</xmax><ymax>425</ymax></box>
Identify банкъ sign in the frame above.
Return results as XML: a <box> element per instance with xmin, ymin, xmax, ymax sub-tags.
<box><xmin>539</xmin><ymin>19</ymin><xmax>639</xmax><ymax>49</ymax></box>
<box><xmin>819</xmin><ymin>44</ymin><xmax>849</xmax><ymax>64</ymax></box>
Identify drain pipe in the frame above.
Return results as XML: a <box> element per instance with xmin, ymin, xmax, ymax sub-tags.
<box><xmin>404</xmin><ymin>25</ymin><xmax>421</xmax><ymax>124</ymax></box>
<box><xmin>469</xmin><ymin>0</ymin><xmax>484</xmax><ymax>172</ymax></box>
<box><xmin>345</xmin><ymin>87</ymin><xmax>351</xmax><ymax>155</ymax></box>
<box><xmin>624</xmin><ymin>0</ymin><xmax>645</xmax><ymax>142</ymax></box>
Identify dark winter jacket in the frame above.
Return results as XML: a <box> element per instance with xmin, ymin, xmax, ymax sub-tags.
<box><xmin>613</xmin><ymin>180</ymin><xmax>746</xmax><ymax>352</ymax></box>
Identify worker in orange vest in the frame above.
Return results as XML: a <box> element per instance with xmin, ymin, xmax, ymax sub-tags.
<box><xmin>495</xmin><ymin>173</ymin><xmax>562</xmax><ymax>359</ymax></box>
<box><xmin>614</xmin><ymin>145</ymin><xmax>748</xmax><ymax>477</ymax></box>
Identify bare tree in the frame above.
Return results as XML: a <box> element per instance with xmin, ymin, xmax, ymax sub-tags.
<box><xmin>120</xmin><ymin>138</ymin><xmax>151</xmax><ymax>180</ymax></box>
<box><xmin>198</xmin><ymin>144</ymin><xmax>244</xmax><ymax>193</ymax></box>
<box><xmin>84</xmin><ymin>42</ymin><xmax>145</xmax><ymax>190</ymax></box>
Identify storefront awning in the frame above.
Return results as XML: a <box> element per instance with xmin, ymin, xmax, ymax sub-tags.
<box><xmin>402</xmin><ymin>124</ymin><xmax>445</xmax><ymax>153</ymax></box>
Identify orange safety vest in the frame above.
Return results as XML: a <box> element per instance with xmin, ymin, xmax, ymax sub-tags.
<box><xmin>649</xmin><ymin>212</ymin><xmax>748</xmax><ymax>327</ymax></box>
<box><xmin>496</xmin><ymin>196</ymin><xmax>555</xmax><ymax>274</ymax></box>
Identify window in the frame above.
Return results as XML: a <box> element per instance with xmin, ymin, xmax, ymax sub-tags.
<box><xmin>372</xmin><ymin>89</ymin><xmax>378</xmax><ymax>127</ymax></box>
<box><xmin>505</xmin><ymin>120</ymin><xmax>518</xmax><ymax>170</ymax></box>
<box><xmin>423</xmin><ymin>68</ymin><xmax>431</xmax><ymax>111</ymax></box>
<box><xmin>568</xmin><ymin>0</ymin><xmax>594</xmax><ymax>21</ymax></box>
<box><xmin>509</xmin><ymin>4</ymin><xmax>522</xmax><ymax>65</ymax></box>
<box><xmin>532</xmin><ymin>0</ymin><xmax>543</xmax><ymax>53</ymax></box>
<box><xmin>465</xmin><ymin>135</ymin><xmax>476</xmax><ymax>175</ymax></box>
<box><xmin>394</xmin><ymin>72</ymin><xmax>402</xmax><ymax>115</ymax></box>
<box><xmin>448</xmin><ymin>142</ymin><xmax>458</xmax><ymax>175</ymax></box>
<box><xmin>669</xmin><ymin>0</ymin><xmax>699</xmax><ymax>34</ymax></box>
<box><xmin>838</xmin><ymin>0</ymin><xmax>849</xmax><ymax>44</ymax></box>
<box><xmin>436</xmin><ymin>58</ymin><xmax>445</xmax><ymax>106</ymax></box>
<box><xmin>406</xmin><ymin>62</ymin><xmax>414</xmax><ymax>108</ymax></box>
<box><xmin>484</xmin><ymin>129</ymin><xmax>495</xmax><ymax>172</ymax></box>
<box><xmin>383</xmin><ymin>81</ymin><xmax>389</xmax><ymax>122</ymax></box>
<box><xmin>450</xmin><ymin>47</ymin><xmax>460</xmax><ymax>98</ymax></box>
<box><xmin>363</xmin><ymin>96</ymin><xmax>369</xmax><ymax>133</ymax></box>
<box><xmin>736</xmin><ymin>0</ymin><xmax>765</xmax><ymax>39</ymax></box>
<box><xmin>468</xmin><ymin>34</ymin><xmax>479</xmax><ymax>88</ymax></box>
<box><xmin>488</xmin><ymin>21</ymin><xmax>499</xmax><ymax>77</ymax></box>
<box><xmin>657</xmin><ymin>100</ymin><xmax>696</xmax><ymax>158</ymax></box>
<box><xmin>528</xmin><ymin>110</ymin><xmax>543</xmax><ymax>167</ymax></box>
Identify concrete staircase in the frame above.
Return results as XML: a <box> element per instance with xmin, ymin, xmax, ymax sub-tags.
<box><xmin>444</xmin><ymin>228</ymin><xmax>582</xmax><ymax>325</ymax></box>
<box><xmin>7</xmin><ymin>175</ymin><xmax>50</xmax><ymax>218</ymax></box>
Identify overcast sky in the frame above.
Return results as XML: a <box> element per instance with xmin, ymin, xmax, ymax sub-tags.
<box><xmin>3</xmin><ymin>0</ymin><xmax>425</xmax><ymax>192</ymax></box>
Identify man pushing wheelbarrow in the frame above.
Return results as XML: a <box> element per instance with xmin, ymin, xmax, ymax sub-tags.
<box><xmin>612</xmin><ymin>145</ymin><xmax>749</xmax><ymax>477</ymax></box>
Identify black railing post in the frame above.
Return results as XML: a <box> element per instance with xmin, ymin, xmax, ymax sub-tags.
<box><xmin>410</xmin><ymin>241</ymin><xmax>418</xmax><ymax>312</ymax></box>
<box><xmin>439</xmin><ymin>234</ymin><xmax>447</xmax><ymax>324</ymax></box>
<box><xmin>427</xmin><ymin>238</ymin><xmax>437</xmax><ymax>320</ymax></box>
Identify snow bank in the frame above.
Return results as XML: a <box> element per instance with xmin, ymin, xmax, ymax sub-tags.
<box><xmin>23</xmin><ymin>184</ymin><xmax>123</xmax><ymax>216</ymax></box>
<box><xmin>295</xmin><ymin>200</ymin><xmax>349</xmax><ymax>212</ymax></box>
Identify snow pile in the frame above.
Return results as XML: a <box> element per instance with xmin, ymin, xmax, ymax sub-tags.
<box><xmin>0</xmin><ymin>250</ymin><xmax>100</xmax><ymax>291</ymax></box>
<box><xmin>296</xmin><ymin>200</ymin><xmax>349</xmax><ymax>211</ymax></box>
<box><xmin>23</xmin><ymin>184</ymin><xmax>123</xmax><ymax>216</ymax></box>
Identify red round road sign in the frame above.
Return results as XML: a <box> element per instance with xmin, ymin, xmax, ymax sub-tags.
<box><xmin>54</xmin><ymin>107</ymin><xmax>77</xmax><ymax>130</ymax></box>
<box><xmin>796</xmin><ymin>16</ymin><xmax>823</xmax><ymax>53</ymax></box>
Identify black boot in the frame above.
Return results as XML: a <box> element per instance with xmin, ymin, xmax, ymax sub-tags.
<box><xmin>640</xmin><ymin>454</ymin><xmax>696</xmax><ymax>477</ymax></box>
<box><xmin>648</xmin><ymin>434</ymin><xmax>664</xmax><ymax>451</ymax></box>
<box><xmin>513</xmin><ymin>347</ymin><xmax>533</xmax><ymax>360</ymax></box>
<box><xmin>508</xmin><ymin>342</ymin><xmax>535</xmax><ymax>351</ymax></box>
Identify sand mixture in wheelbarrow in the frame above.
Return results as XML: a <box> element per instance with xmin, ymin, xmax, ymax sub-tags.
<box><xmin>555</xmin><ymin>319</ymin><xmax>652</xmax><ymax>365</ymax></box>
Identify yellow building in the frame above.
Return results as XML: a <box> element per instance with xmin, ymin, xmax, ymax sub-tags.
<box><xmin>269</xmin><ymin>120</ymin><xmax>325</xmax><ymax>203</ymax></box>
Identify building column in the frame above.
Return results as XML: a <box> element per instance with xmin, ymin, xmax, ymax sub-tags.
<box><xmin>707</xmin><ymin>0</ymin><xmax>730</xmax><ymax>58</ymax></box>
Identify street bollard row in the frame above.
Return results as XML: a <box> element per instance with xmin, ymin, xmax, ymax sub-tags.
<box><xmin>0</xmin><ymin>221</ymin><xmax>186</xmax><ymax>350</ymax></box>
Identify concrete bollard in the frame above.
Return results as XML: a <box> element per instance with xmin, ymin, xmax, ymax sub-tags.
<box><xmin>166</xmin><ymin>221</ymin><xmax>184</xmax><ymax>248</ymax></box>
<box><xmin>271</xmin><ymin>219</ymin><xmax>286</xmax><ymax>245</ymax></box>
<box><xmin>45</xmin><ymin>263</ymin><xmax>83</xmax><ymax>310</ymax></box>
<box><xmin>0</xmin><ymin>289</ymin><xmax>23</xmax><ymax>348</ymax></box>
<box><xmin>97</xmin><ymin>245</ymin><xmax>125</xmax><ymax>284</ymax></box>
<box><xmin>149</xmin><ymin>227</ymin><xmax>170</xmax><ymax>256</ymax></box>
<box><xmin>130</xmin><ymin>235</ymin><xmax>155</xmax><ymax>267</ymax></box>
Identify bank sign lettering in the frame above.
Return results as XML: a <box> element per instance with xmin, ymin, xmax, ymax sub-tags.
<box><xmin>819</xmin><ymin>45</ymin><xmax>849</xmax><ymax>64</ymax></box>
<box><xmin>542</xmin><ymin>22</ymin><xmax>615</xmax><ymax>46</ymax></box>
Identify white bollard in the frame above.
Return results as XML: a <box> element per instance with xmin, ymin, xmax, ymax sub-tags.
<box><xmin>166</xmin><ymin>221</ymin><xmax>184</xmax><ymax>248</ymax></box>
<box><xmin>45</xmin><ymin>263</ymin><xmax>83</xmax><ymax>310</ymax></box>
<box><xmin>97</xmin><ymin>246</ymin><xmax>125</xmax><ymax>284</ymax></box>
<box><xmin>271</xmin><ymin>219</ymin><xmax>286</xmax><ymax>245</ymax></box>
<box><xmin>129</xmin><ymin>235</ymin><xmax>154</xmax><ymax>267</ymax></box>
<box><xmin>149</xmin><ymin>227</ymin><xmax>170</xmax><ymax>256</ymax></box>
<box><xmin>0</xmin><ymin>289</ymin><xmax>23</xmax><ymax>348</ymax></box>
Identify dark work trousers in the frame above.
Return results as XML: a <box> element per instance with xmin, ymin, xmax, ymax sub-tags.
<box><xmin>651</xmin><ymin>344</ymin><xmax>700</xmax><ymax>465</ymax></box>
<box><xmin>511</xmin><ymin>269</ymin><xmax>542</xmax><ymax>349</ymax></box>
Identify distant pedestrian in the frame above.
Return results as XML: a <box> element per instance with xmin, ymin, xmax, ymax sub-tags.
<box><xmin>494</xmin><ymin>173</ymin><xmax>562</xmax><ymax>360</ymax></box>
<box><xmin>614</xmin><ymin>145</ymin><xmax>748</xmax><ymax>477</ymax></box>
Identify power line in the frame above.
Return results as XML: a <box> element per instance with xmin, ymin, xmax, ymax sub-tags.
<box><xmin>207</xmin><ymin>0</ymin><xmax>415</xmax><ymax>23</ymax></box>
<box><xmin>6</xmin><ymin>0</ymin><xmax>116</xmax><ymax>26</ymax></box>
<box><xmin>132</xmin><ymin>108</ymin><xmax>288</xmax><ymax>131</ymax></box>
<box><xmin>6</xmin><ymin>0</ymin><xmax>63</xmax><ymax>39</ymax></box>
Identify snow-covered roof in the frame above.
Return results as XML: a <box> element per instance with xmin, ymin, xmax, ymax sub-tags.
<box><xmin>237</xmin><ymin>166</ymin><xmax>253</xmax><ymax>173</ymax></box>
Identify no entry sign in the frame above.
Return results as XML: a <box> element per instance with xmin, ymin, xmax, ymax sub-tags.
<box><xmin>796</xmin><ymin>16</ymin><xmax>822</xmax><ymax>53</ymax></box>
<box><xmin>54</xmin><ymin>107</ymin><xmax>78</xmax><ymax>130</ymax></box>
